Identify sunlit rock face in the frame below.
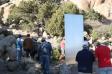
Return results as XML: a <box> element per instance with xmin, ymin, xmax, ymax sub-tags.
<box><xmin>93</xmin><ymin>0</ymin><xmax>112</xmax><ymax>19</ymax></box>
<box><xmin>69</xmin><ymin>0</ymin><xmax>106</xmax><ymax>10</ymax></box>
<box><xmin>67</xmin><ymin>0</ymin><xmax>112</xmax><ymax>19</ymax></box>
<box><xmin>0</xmin><ymin>0</ymin><xmax>33</xmax><ymax>23</ymax></box>
<box><xmin>2</xmin><ymin>3</ymin><xmax>14</xmax><ymax>23</ymax></box>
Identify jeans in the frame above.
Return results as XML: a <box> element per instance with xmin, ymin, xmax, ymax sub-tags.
<box><xmin>40</xmin><ymin>55</ymin><xmax>50</xmax><ymax>74</ymax></box>
<box><xmin>98</xmin><ymin>67</ymin><xmax>112</xmax><ymax>74</ymax></box>
<box><xmin>16</xmin><ymin>49</ymin><xmax>22</xmax><ymax>61</ymax></box>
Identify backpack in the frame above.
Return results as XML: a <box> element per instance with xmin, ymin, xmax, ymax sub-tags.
<box><xmin>41</xmin><ymin>42</ymin><xmax>49</xmax><ymax>55</ymax></box>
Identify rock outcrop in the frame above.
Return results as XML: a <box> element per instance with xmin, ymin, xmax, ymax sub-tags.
<box><xmin>0</xmin><ymin>0</ymin><xmax>32</xmax><ymax>23</ymax></box>
<box><xmin>0</xmin><ymin>3</ymin><xmax>15</xmax><ymax>23</ymax></box>
<box><xmin>69</xmin><ymin>0</ymin><xmax>112</xmax><ymax>19</ymax></box>
<box><xmin>0</xmin><ymin>35</ymin><xmax>16</xmax><ymax>60</ymax></box>
<box><xmin>93</xmin><ymin>1</ymin><xmax>112</xmax><ymax>19</ymax></box>
<box><xmin>0</xmin><ymin>29</ymin><xmax>16</xmax><ymax>60</ymax></box>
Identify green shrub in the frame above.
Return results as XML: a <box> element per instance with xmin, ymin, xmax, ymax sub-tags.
<box><xmin>8</xmin><ymin>0</ymin><xmax>38</xmax><ymax>26</ymax></box>
<box><xmin>91</xmin><ymin>30</ymin><xmax>101</xmax><ymax>40</ymax></box>
<box><xmin>83</xmin><ymin>10</ymin><xmax>103</xmax><ymax>20</ymax></box>
<box><xmin>45</xmin><ymin>2</ymin><xmax>79</xmax><ymax>36</ymax></box>
<box><xmin>96</xmin><ymin>25</ymin><xmax>112</xmax><ymax>34</ymax></box>
<box><xmin>52</xmin><ymin>48</ymin><xmax>61</xmax><ymax>61</ymax></box>
<box><xmin>20</xmin><ymin>21</ymin><xmax>34</xmax><ymax>31</ymax></box>
<box><xmin>8</xmin><ymin>0</ymin><xmax>59</xmax><ymax>31</ymax></box>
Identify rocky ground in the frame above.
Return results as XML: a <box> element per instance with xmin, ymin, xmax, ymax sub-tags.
<box><xmin>0</xmin><ymin>58</ymin><xmax>41</xmax><ymax>74</ymax></box>
<box><xmin>0</xmin><ymin>57</ymin><xmax>99</xmax><ymax>74</ymax></box>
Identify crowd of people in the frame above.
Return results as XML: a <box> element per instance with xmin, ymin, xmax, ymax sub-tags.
<box><xmin>15</xmin><ymin>33</ymin><xmax>112</xmax><ymax>74</ymax></box>
<box><xmin>59</xmin><ymin>36</ymin><xmax>112</xmax><ymax>74</ymax></box>
<box><xmin>76</xmin><ymin>37</ymin><xmax>112</xmax><ymax>74</ymax></box>
<box><xmin>16</xmin><ymin>34</ymin><xmax>52</xmax><ymax>74</ymax></box>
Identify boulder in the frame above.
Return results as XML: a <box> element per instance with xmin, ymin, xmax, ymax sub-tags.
<box><xmin>21</xmin><ymin>57</ymin><xmax>35</xmax><ymax>64</ymax></box>
<box><xmin>0</xmin><ymin>35</ymin><xmax>16</xmax><ymax>46</ymax></box>
<box><xmin>69</xmin><ymin>0</ymin><xmax>112</xmax><ymax>19</ymax></box>
<box><xmin>0</xmin><ymin>35</ymin><xmax>16</xmax><ymax>60</ymax></box>
<box><xmin>50</xmin><ymin>67</ymin><xmax>59</xmax><ymax>74</ymax></box>
<box><xmin>0</xmin><ymin>34</ymin><xmax>4</xmax><ymax>40</ymax></box>
<box><xmin>7</xmin><ymin>44</ymin><xmax>16</xmax><ymax>60</ymax></box>
<box><xmin>72</xmin><ymin>0</ymin><xmax>90</xmax><ymax>11</ymax></box>
<box><xmin>0</xmin><ymin>28</ymin><xmax>13</xmax><ymax>36</ymax></box>
<box><xmin>27</xmin><ymin>67</ymin><xmax>41</xmax><ymax>74</ymax></box>
<box><xmin>93</xmin><ymin>2</ymin><xmax>112</xmax><ymax>19</ymax></box>
<box><xmin>0</xmin><ymin>59</ymin><xmax>7</xmax><ymax>71</ymax></box>
<box><xmin>70</xmin><ymin>0</ymin><xmax>105</xmax><ymax>10</ymax></box>
<box><xmin>27</xmin><ymin>63</ymin><xmax>41</xmax><ymax>74</ymax></box>
<box><xmin>7</xmin><ymin>61</ymin><xmax>19</xmax><ymax>71</ymax></box>
<box><xmin>20</xmin><ymin>58</ymin><xmax>41</xmax><ymax>74</ymax></box>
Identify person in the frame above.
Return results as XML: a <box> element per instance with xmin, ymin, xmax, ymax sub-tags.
<box><xmin>76</xmin><ymin>45</ymin><xmax>95</xmax><ymax>74</ymax></box>
<box><xmin>84</xmin><ymin>37</ymin><xmax>89</xmax><ymax>47</ymax></box>
<box><xmin>60</xmin><ymin>37</ymin><xmax>65</xmax><ymax>57</ymax></box>
<box><xmin>32</xmin><ymin>37</ymin><xmax>38</xmax><ymax>59</ymax></box>
<box><xmin>95</xmin><ymin>42</ymin><xmax>112</xmax><ymax>74</ymax></box>
<box><xmin>16</xmin><ymin>34</ymin><xmax>23</xmax><ymax>61</ymax></box>
<box><xmin>23</xmin><ymin>34</ymin><xmax>33</xmax><ymax>58</ymax></box>
<box><xmin>39</xmin><ymin>37</ymin><xmax>52</xmax><ymax>74</ymax></box>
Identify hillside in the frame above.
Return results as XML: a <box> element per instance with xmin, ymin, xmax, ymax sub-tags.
<box><xmin>0</xmin><ymin>0</ymin><xmax>112</xmax><ymax>38</ymax></box>
<box><xmin>0</xmin><ymin>1</ymin><xmax>112</xmax><ymax>74</ymax></box>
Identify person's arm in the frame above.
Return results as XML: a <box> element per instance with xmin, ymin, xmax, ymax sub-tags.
<box><xmin>76</xmin><ymin>52</ymin><xmax>79</xmax><ymax>62</ymax></box>
<box><xmin>23</xmin><ymin>39</ymin><xmax>25</xmax><ymax>48</ymax></box>
<box><xmin>106</xmin><ymin>46</ymin><xmax>112</xmax><ymax>64</ymax></box>
<box><xmin>92</xmin><ymin>52</ymin><xmax>95</xmax><ymax>62</ymax></box>
<box><xmin>95</xmin><ymin>47</ymin><xmax>99</xmax><ymax>65</ymax></box>
<box><xmin>48</xmin><ymin>42</ymin><xmax>53</xmax><ymax>56</ymax></box>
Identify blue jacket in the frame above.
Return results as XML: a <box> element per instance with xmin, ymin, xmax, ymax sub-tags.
<box><xmin>16</xmin><ymin>38</ymin><xmax>23</xmax><ymax>49</ymax></box>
